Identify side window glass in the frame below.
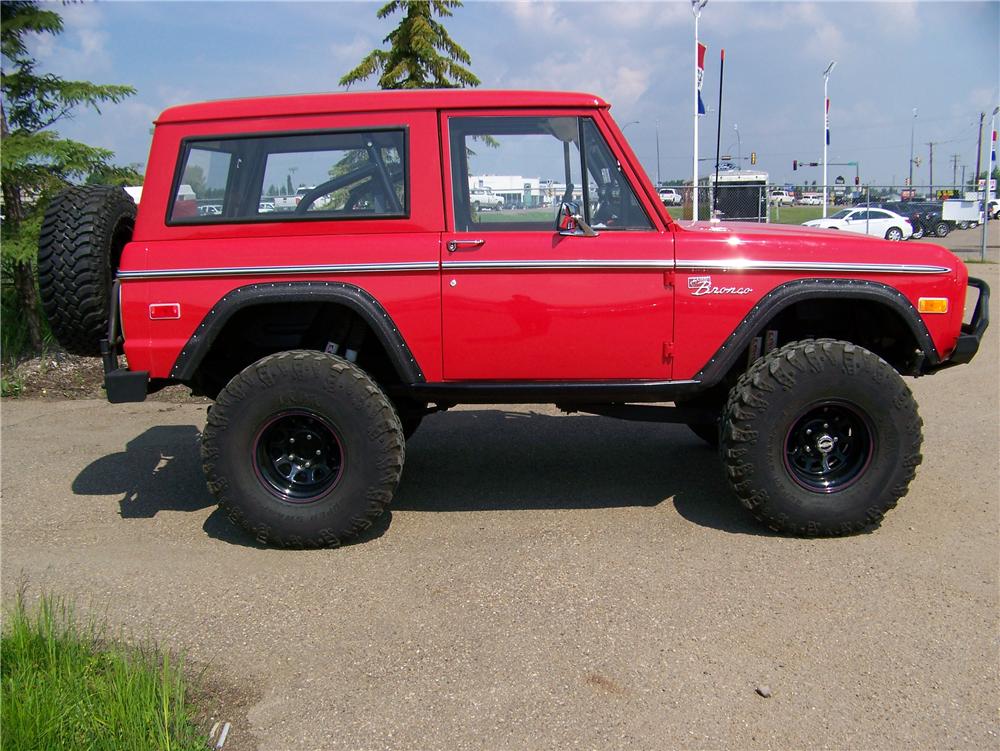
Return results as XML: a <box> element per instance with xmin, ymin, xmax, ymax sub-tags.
<box><xmin>449</xmin><ymin>116</ymin><xmax>582</xmax><ymax>233</ymax></box>
<box><xmin>580</xmin><ymin>119</ymin><xmax>652</xmax><ymax>230</ymax></box>
<box><xmin>171</xmin><ymin>145</ymin><xmax>232</xmax><ymax>221</ymax></box>
<box><xmin>169</xmin><ymin>129</ymin><xmax>407</xmax><ymax>224</ymax></box>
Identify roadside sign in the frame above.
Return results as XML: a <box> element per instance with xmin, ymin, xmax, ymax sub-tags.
<box><xmin>977</xmin><ymin>178</ymin><xmax>997</xmax><ymax>190</ymax></box>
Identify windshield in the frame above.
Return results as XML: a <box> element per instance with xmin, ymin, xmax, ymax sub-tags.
<box><xmin>830</xmin><ymin>209</ymin><xmax>851</xmax><ymax>219</ymax></box>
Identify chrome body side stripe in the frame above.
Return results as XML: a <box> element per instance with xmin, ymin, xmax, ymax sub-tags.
<box><xmin>674</xmin><ymin>259</ymin><xmax>951</xmax><ymax>275</ymax></box>
<box><xmin>441</xmin><ymin>259</ymin><xmax>675</xmax><ymax>271</ymax></box>
<box><xmin>118</xmin><ymin>258</ymin><xmax>950</xmax><ymax>281</ymax></box>
<box><xmin>117</xmin><ymin>261</ymin><xmax>439</xmax><ymax>281</ymax></box>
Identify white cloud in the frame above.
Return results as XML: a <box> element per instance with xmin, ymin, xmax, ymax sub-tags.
<box><xmin>30</xmin><ymin>2</ymin><xmax>113</xmax><ymax>77</ymax></box>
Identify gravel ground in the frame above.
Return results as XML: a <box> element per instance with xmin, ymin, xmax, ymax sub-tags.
<box><xmin>1</xmin><ymin>262</ymin><xmax>996</xmax><ymax>750</ymax></box>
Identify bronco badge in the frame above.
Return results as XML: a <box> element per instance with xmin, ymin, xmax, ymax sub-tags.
<box><xmin>687</xmin><ymin>275</ymin><xmax>753</xmax><ymax>297</ymax></box>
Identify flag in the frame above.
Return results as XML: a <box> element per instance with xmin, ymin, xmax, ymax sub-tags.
<box><xmin>825</xmin><ymin>98</ymin><xmax>830</xmax><ymax>145</ymax></box>
<box><xmin>991</xmin><ymin>129</ymin><xmax>997</xmax><ymax>166</ymax></box>
<box><xmin>697</xmin><ymin>42</ymin><xmax>706</xmax><ymax>115</ymax></box>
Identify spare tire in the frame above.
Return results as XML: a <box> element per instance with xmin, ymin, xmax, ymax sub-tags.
<box><xmin>38</xmin><ymin>186</ymin><xmax>136</xmax><ymax>356</ymax></box>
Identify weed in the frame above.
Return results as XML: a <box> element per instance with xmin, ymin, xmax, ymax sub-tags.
<box><xmin>1</xmin><ymin>589</ymin><xmax>206</xmax><ymax>751</ymax></box>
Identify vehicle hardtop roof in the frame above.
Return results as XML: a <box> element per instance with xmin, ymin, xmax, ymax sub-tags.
<box><xmin>157</xmin><ymin>89</ymin><xmax>610</xmax><ymax>125</ymax></box>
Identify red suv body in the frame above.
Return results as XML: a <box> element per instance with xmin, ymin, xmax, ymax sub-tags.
<box><xmin>40</xmin><ymin>90</ymin><xmax>988</xmax><ymax>545</ymax></box>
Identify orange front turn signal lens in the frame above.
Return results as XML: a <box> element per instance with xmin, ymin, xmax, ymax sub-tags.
<box><xmin>917</xmin><ymin>298</ymin><xmax>949</xmax><ymax>314</ymax></box>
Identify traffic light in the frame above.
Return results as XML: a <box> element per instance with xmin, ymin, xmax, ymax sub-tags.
<box><xmin>750</xmin><ymin>151</ymin><xmax>757</xmax><ymax>165</ymax></box>
<box><xmin>793</xmin><ymin>160</ymin><xmax>798</xmax><ymax>171</ymax></box>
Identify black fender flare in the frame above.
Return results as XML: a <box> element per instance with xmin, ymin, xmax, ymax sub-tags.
<box><xmin>695</xmin><ymin>278</ymin><xmax>939</xmax><ymax>386</ymax></box>
<box><xmin>169</xmin><ymin>281</ymin><xmax>425</xmax><ymax>383</ymax></box>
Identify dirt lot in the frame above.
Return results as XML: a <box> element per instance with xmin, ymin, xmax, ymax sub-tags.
<box><xmin>1</xmin><ymin>261</ymin><xmax>997</xmax><ymax>750</ymax></box>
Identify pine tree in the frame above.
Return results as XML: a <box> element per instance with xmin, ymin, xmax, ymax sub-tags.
<box><xmin>340</xmin><ymin>0</ymin><xmax>480</xmax><ymax>90</ymax></box>
<box><xmin>1</xmin><ymin>1</ymin><xmax>137</xmax><ymax>352</ymax></box>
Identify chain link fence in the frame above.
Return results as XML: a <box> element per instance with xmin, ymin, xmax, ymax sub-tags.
<box><xmin>670</xmin><ymin>182</ymin><xmax>997</xmax><ymax>226</ymax></box>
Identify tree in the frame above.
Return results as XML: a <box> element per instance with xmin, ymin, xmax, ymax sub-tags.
<box><xmin>340</xmin><ymin>0</ymin><xmax>480</xmax><ymax>90</ymax></box>
<box><xmin>1</xmin><ymin>1</ymin><xmax>137</xmax><ymax>352</ymax></box>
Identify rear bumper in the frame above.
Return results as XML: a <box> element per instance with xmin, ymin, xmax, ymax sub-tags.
<box><xmin>101</xmin><ymin>279</ymin><xmax>148</xmax><ymax>403</ymax></box>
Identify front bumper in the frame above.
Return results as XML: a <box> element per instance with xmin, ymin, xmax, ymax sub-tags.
<box><xmin>947</xmin><ymin>277</ymin><xmax>990</xmax><ymax>366</ymax></box>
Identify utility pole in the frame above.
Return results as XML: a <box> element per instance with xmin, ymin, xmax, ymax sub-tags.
<box><xmin>927</xmin><ymin>142</ymin><xmax>934</xmax><ymax>198</ymax></box>
<box><xmin>655</xmin><ymin>120</ymin><xmax>661</xmax><ymax>186</ymax></box>
<box><xmin>975</xmin><ymin>112</ymin><xmax>985</xmax><ymax>186</ymax></box>
<box><xmin>909</xmin><ymin>108</ymin><xmax>917</xmax><ymax>187</ymax></box>
<box><xmin>951</xmin><ymin>154</ymin><xmax>960</xmax><ymax>190</ymax></box>
<box><xmin>962</xmin><ymin>164</ymin><xmax>967</xmax><ymax>190</ymax></box>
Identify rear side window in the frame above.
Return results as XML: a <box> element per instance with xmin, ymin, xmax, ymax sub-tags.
<box><xmin>168</xmin><ymin>129</ymin><xmax>408</xmax><ymax>224</ymax></box>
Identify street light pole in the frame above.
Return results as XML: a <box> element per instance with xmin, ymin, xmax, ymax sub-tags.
<box><xmin>692</xmin><ymin>0</ymin><xmax>707</xmax><ymax>220</ymax></box>
<box><xmin>981</xmin><ymin>105</ymin><xmax>999</xmax><ymax>263</ymax></box>
<box><xmin>909</xmin><ymin>108</ymin><xmax>917</xmax><ymax>187</ymax></box>
<box><xmin>822</xmin><ymin>61</ymin><xmax>836</xmax><ymax>218</ymax></box>
<box><xmin>734</xmin><ymin>123</ymin><xmax>741</xmax><ymax>169</ymax></box>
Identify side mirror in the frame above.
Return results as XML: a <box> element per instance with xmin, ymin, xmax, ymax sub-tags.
<box><xmin>556</xmin><ymin>201</ymin><xmax>598</xmax><ymax>237</ymax></box>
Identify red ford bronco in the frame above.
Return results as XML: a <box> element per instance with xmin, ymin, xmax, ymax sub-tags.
<box><xmin>38</xmin><ymin>90</ymin><xmax>988</xmax><ymax>546</ymax></box>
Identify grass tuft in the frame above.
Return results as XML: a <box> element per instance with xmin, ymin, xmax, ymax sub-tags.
<box><xmin>1</xmin><ymin>590</ymin><xmax>206</xmax><ymax>751</ymax></box>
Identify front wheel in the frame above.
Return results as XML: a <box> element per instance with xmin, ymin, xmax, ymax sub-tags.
<box><xmin>911</xmin><ymin>225</ymin><xmax>925</xmax><ymax>239</ymax></box>
<box><xmin>720</xmin><ymin>339</ymin><xmax>922</xmax><ymax>536</ymax></box>
<box><xmin>934</xmin><ymin>221</ymin><xmax>950</xmax><ymax>237</ymax></box>
<box><xmin>201</xmin><ymin>351</ymin><xmax>405</xmax><ymax>548</ymax></box>
<box><xmin>885</xmin><ymin>227</ymin><xmax>903</xmax><ymax>241</ymax></box>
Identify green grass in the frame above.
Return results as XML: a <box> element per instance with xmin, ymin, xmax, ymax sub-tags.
<box><xmin>1</xmin><ymin>591</ymin><xmax>205</xmax><ymax>751</ymax></box>
<box><xmin>668</xmin><ymin>203</ymin><xmax>830</xmax><ymax>224</ymax></box>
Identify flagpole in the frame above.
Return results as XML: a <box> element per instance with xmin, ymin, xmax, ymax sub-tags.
<box><xmin>822</xmin><ymin>61</ymin><xmax>835</xmax><ymax>219</ymax></box>
<box><xmin>714</xmin><ymin>48</ymin><xmax>724</xmax><ymax>216</ymax></box>
<box><xmin>692</xmin><ymin>0</ymin><xmax>706</xmax><ymax>221</ymax></box>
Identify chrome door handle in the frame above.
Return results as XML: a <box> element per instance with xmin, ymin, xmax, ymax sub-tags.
<box><xmin>447</xmin><ymin>239</ymin><xmax>486</xmax><ymax>252</ymax></box>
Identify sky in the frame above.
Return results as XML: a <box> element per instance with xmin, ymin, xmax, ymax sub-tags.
<box><xmin>17</xmin><ymin>0</ymin><xmax>1000</xmax><ymax>188</ymax></box>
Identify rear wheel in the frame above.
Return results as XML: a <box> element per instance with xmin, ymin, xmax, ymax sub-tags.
<box><xmin>934</xmin><ymin>221</ymin><xmax>950</xmax><ymax>237</ymax></box>
<box><xmin>720</xmin><ymin>339</ymin><xmax>922</xmax><ymax>536</ymax></box>
<box><xmin>201</xmin><ymin>350</ymin><xmax>404</xmax><ymax>548</ymax></box>
<box><xmin>885</xmin><ymin>227</ymin><xmax>903</xmax><ymax>241</ymax></box>
<box><xmin>37</xmin><ymin>186</ymin><xmax>136</xmax><ymax>355</ymax></box>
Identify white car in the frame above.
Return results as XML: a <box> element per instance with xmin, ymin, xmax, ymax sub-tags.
<box><xmin>769</xmin><ymin>190</ymin><xmax>794</xmax><ymax>205</ymax></box>
<box><xmin>798</xmin><ymin>194</ymin><xmax>823</xmax><ymax>205</ymax></box>
<box><xmin>658</xmin><ymin>187</ymin><xmax>683</xmax><ymax>206</ymax></box>
<box><xmin>802</xmin><ymin>208</ymin><xmax>913</xmax><ymax>241</ymax></box>
<box><xmin>470</xmin><ymin>187</ymin><xmax>504</xmax><ymax>211</ymax></box>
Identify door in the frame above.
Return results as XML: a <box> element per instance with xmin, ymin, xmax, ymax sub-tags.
<box><xmin>440</xmin><ymin>112</ymin><xmax>674</xmax><ymax>381</ymax></box>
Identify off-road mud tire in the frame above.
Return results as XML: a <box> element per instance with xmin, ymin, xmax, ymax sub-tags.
<box><xmin>37</xmin><ymin>186</ymin><xmax>136</xmax><ymax>355</ymax></box>
<box><xmin>720</xmin><ymin>339</ymin><xmax>922</xmax><ymax>536</ymax></box>
<box><xmin>201</xmin><ymin>350</ymin><xmax>405</xmax><ymax>548</ymax></box>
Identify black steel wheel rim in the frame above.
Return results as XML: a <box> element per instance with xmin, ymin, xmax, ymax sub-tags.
<box><xmin>783</xmin><ymin>401</ymin><xmax>874</xmax><ymax>493</ymax></box>
<box><xmin>252</xmin><ymin>410</ymin><xmax>344</xmax><ymax>502</ymax></box>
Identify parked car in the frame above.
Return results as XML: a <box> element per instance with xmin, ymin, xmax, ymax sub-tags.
<box><xmin>658</xmin><ymin>187</ymin><xmax>683</xmax><ymax>206</ymax></box>
<box><xmin>798</xmin><ymin>193</ymin><xmax>823</xmax><ymax>205</ymax></box>
<box><xmin>258</xmin><ymin>201</ymin><xmax>275</xmax><ymax>213</ymax></box>
<box><xmin>273</xmin><ymin>186</ymin><xmax>316</xmax><ymax>211</ymax></box>
<box><xmin>769</xmin><ymin>190</ymin><xmax>794</xmax><ymax>206</ymax></box>
<box><xmin>987</xmin><ymin>199</ymin><xmax>999</xmax><ymax>220</ymax></box>
<box><xmin>470</xmin><ymin>187</ymin><xmax>503</xmax><ymax>211</ymax></box>
<box><xmin>35</xmin><ymin>88</ymin><xmax>988</xmax><ymax>546</ymax></box>
<box><xmin>802</xmin><ymin>207</ymin><xmax>913</xmax><ymax>240</ymax></box>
